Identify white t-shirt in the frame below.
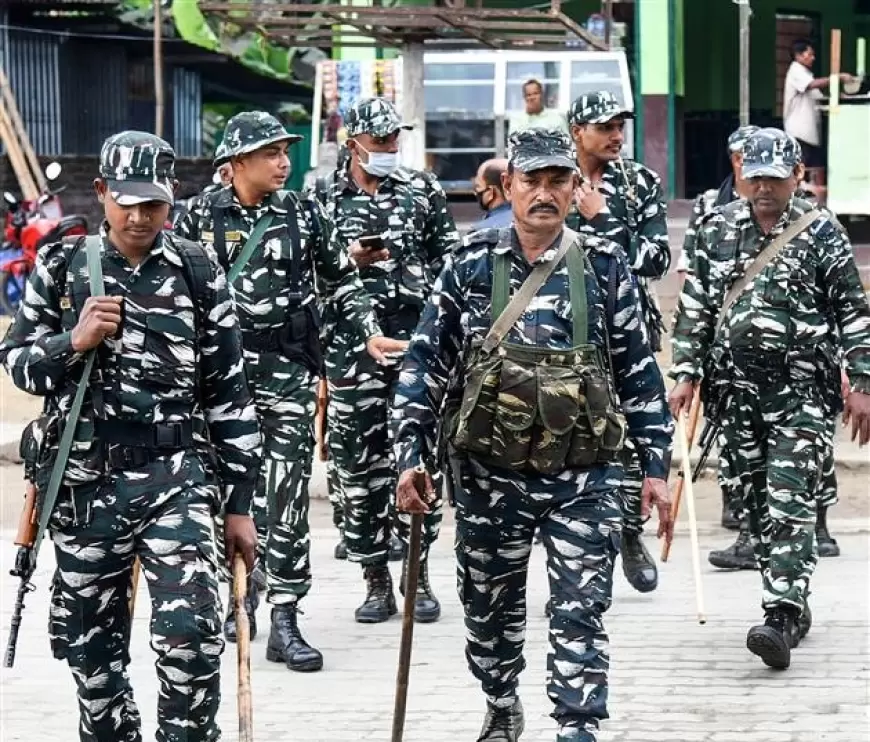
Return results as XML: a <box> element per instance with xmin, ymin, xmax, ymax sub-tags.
<box><xmin>508</xmin><ymin>108</ymin><xmax>569</xmax><ymax>136</ymax></box>
<box><xmin>783</xmin><ymin>60</ymin><xmax>823</xmax><ymax>146</ymax></box>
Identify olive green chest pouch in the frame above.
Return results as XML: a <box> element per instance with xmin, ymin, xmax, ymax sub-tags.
<box><xmin>449</xmin><ymin>230</ymin><xmax>626</xmax><ymax>476</ymax></box>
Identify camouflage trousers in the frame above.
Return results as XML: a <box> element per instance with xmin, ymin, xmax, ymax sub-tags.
<box><xmin>719</xmin><ymin>424</ymin><xmax>838</xmax><ymax>521</ymax></box>
<box><xmin>49</xmin><ymin>455</ymin><xmax>222</xmax><ymax>742</ymax></box>
<box><xmin>454</xmin><ymin>457</ymin><xmax>622</xmax><ymax>740</ymax></box>
<box><xmin>216</xmin><ymin>372</ymin><xmax>317</xmax><ymax>605</ymax></box>
<box><xmin>328</xmin><ymin>356</ymin><xmax>442</xmax><ymax>565</ymax></box>
<box><xmin>618</xmin><ymin>441</ymin><xmax>645</xmax><ymax>537</ymax></box>
<box><xmin>720</xmin><ymin>386</ymin><xmax>832</xmax><ymax>613</ymax></box>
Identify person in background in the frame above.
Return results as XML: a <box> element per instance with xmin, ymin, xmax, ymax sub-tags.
<box><xmin>508</xmin><ymin>78</ymin><xmax>569</xmax><ymax>137</ymax></box>
<box><xmin>783</xmin><ymin>39</ymin><xmax>856</xmax><ymax>198</ymax></box>
<box><xmin>469</xmin><ymin>157</ymin><xmax>511</xmax><ymax>232</ymax></box>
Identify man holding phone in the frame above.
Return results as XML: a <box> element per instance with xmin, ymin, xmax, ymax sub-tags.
<box><xmin>313</xmin><ymin>97</ymin><xmax>458</xmax><ymax>625</ymax></box>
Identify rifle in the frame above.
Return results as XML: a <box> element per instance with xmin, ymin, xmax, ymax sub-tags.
<box><xmin>391</xmin><ymin>465</ymin><xmax>429</xmax><ymax>742</ymax></box>
<box><xmin>4</xmin><ymin>234</ymin><xmax>104</xmax><ymax>668</ymax></box>
<box><xmin>691</xmin><ymin>418</ymin><xmax>721</xmax><ymax>483</ymax></box>
<box><xmin>5</xmin><ymin>481</ymin><xmax>38</xmax><ymax>668</ymax></box>
<box><xmin>315</xmin><ymin>378</ymin><xmax>328</xmax><ymax>462</ymax></box>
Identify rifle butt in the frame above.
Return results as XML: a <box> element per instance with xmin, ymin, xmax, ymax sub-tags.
<box><xmin>232</xmin><ymin>554</ymin><xmax>254</xmax><ymax>742</ymax></box>
<box><xmin>14</xmin><ymin>482</ymin><xmax>38</xmax><ymax>548</ymax></box>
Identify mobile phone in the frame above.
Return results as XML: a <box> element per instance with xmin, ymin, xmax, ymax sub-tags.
<box><xmin>358</xmin><ymin>234</ymin><xmax>385</xmax><ymax>251</ymax></box>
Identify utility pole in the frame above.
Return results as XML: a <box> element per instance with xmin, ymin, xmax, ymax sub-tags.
<box><xmin>736</xmin><ymin>0</ymin><xmax>751</xmax><ymax>126</ymax></box>
<box><xmin>603</xmin><ymin>0</ymin><xmax>613</xmax><ymax>49</ymax></box>
<box><xmin>154</xmin><ymin>0</ymin><xmax>165</xmax><ymax>137</ymax></box>
<box><xmin>401</xmin><ymin>41</ymin><xmax>426</xmax><ymax>170</ymax></box>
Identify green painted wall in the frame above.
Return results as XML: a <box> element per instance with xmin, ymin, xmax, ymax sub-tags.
<box><xmin>684</xmin><ymin>0</ymin><xmax>867</xmax><ymax>113</ymax></box>
<box><xmin>639</xmin><ymin>0</ymin><xmax>684</xmax><ymax>96</ymax></box>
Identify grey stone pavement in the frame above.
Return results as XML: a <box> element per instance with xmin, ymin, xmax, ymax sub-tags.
<box><xmin>0</xmin><ymin>500</ymin><xmax>868</xmax><ymax>742</ymax></box>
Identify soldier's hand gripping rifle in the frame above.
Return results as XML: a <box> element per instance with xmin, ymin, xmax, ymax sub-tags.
<box><xmin>5</xmin><ymin>481</ymin><xmax>38</xmax><ymax>668</ymax></box>
<box><xmin>4</xmin><ymin>234</ymin><xmax>104</xmax><ymax>668</ymax></box>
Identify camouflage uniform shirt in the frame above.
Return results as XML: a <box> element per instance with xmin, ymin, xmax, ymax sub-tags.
<box><xmin>392</xmin><ymin>227</ymin><xmax>674</xmax><ymax>482</ymax></box>
<box><xmin>313</xmin><ymin>163</ymin><xmax>459</xmax><ymax>376</ymax></box>
<box><xmin>0</xmin><ymin>227</ymin><xmax>262</xmax><ymax>514</ymax></box>
<box><xmin>671</xmin><ymin>197</ymin><xmax>870</xmax><ymax>391</ymax></box>
<box><xmin>176</xmin><ymin>185</ymin><xmax>381</xmax><ymax>390</ymax></box>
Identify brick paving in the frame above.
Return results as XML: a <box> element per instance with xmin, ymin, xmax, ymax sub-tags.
<box><xmin>0</xmin><ymin>500</ymin><xmax>867</xmax><ymax>742</ymax></box>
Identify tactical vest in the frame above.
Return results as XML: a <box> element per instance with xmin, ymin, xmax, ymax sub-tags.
<box><xmin>449</xmin><ymin>244</ymin><xmax>627</xmax><ymax>475</ymax></box>
<box><xmin>211</xmin><ymin>193</ymin><xmax>323</xmax><ymax>375</ymax></box>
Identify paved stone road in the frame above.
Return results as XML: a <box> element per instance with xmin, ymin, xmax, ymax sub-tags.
<box><xmin>0</xmin><ymin>502</ymin><xmax>867</xmax><ymax>742</ymax></box>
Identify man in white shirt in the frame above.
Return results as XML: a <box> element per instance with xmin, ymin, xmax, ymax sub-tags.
<box><xmin>508</xmin><ymin>78</ymin><xmax>569</xmax><ymax>136</ymax></box>
<box><xmin>783</xmin><ymin>39</ymin><xmax>855</xmax><ymax>172</ymax></box>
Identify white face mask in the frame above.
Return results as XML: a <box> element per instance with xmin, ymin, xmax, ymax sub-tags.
<box><xmin>356</xmin><ymin>141</ymin><xmax>399</xmax><ymax>177</ymax></box>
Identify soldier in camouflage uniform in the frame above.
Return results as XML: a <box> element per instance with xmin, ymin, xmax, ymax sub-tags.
<box><xmin>177</xmin><ymin>111</ymin><xmax>396</xmax><ymax>671</ymax></box>
<box><xmin>566</xmin><ymin>91</ymin><xmax>671</xmax><ymax>594</ymax></box>
<box><xmin>393</xmin><ymin>129</ymin><xmax>674</xmax><ymax>742</ymax></box>
<box><xmin>0</xmin><ymin>131</ymin><xmax>261</xmax><ymax>742</ymax></box>
<box><xmin>313</xmin><ymin>98</ymin><xmax>458</xmax><ymax>624</ymax></box>
<box><xmin>670</xmin><ymin>128</ymin><xmax>870</xmax><ymax>670</ymax></box>
<box><xmin>680</xmin><ymin>126</ymin><xmax>843</xmax><ymax>570</ymax></box>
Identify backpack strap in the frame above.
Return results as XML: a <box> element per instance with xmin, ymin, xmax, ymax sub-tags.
<box><xmin>173</xmin><ymin>236</ymin><xmax>214</xmax><ymax>335</ymax></box>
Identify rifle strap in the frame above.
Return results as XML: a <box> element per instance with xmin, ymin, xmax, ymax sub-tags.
<box><xmin>714</xmin><ymin>208</ymin><xmax>820</xmax><ymax>335</ymax></box>
<box><xmin>227</xmin><ymin>212</ymin><xmax>275</xmax><ymax>283</ymax></box>
<box><xmin>32</xmin><ymin>235</ymin><xmax>105</xmax><ymax>562</ymax></box>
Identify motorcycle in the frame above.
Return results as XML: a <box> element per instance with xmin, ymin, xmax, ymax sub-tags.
<box><xmin>0</xmin><ymin>162</ymin><xmax>88</xmax><ymax>316</ymax></box>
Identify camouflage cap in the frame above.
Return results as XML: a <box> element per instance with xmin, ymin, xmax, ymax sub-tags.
<box><xmin>727</xmin><ymin>124</ymin><xmax>760</xmax><ymax>153</ymax></box>
<box><xmin>214</xmin><ymin>111</ymin><xmax>302</xmax><ymax>166</ymax></box>
<box><xmin>568</xmin><ymin>90</ymin><xmax>634</xmax><ymax>125</ymax></box>
<box><xmin>742</xmin><ymin>127</ymin><xmax>800</xmax><ymax>179</ymax></box>
<box><xmin>99</xmin><ymin>131</ymin><xmax>176</xmax><ymax>206</ymax></box>
<box><xmin>508</xmin><ymin>128</ymin><xmax>576</xmax><ymax>173</ymax></box>
<box><xmin>344</xmin><ymin>97</ymin><xmax>413</xmax><ymax>138</ymax></box>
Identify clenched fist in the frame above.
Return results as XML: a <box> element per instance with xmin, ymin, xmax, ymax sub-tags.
<box><xmin>71</xmin><ymin>296</ymin><xmax>123</xmax><ymax>352</ymax></box>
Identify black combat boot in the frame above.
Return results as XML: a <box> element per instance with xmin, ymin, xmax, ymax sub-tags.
<box><xmin>720</xmin><ymin>489</ymin><xmax>740</xmax><ymax>531</ymax></box>
<box><xmin>223</xmin><ymin>576</ymin><xmax>260</xmax><ymax>643</ymax></box>
<box><xmin>265</xmin><ymin>604</ymin><xmax>323</xmax><ymax>672</ymax></box>
<box><xmin>797</xmin><ymin>603</ymin><xmax>812</xmax><ymax>643</ymax></box>
<box><xmin>476</xmin><ymin>699</ymin><xmax>524</xmax><ymax>742</ymax></box>
<box><xmin>389</xmin><ymin>533</ymin><xmax>404</xmax><ymax>561</ymax></box>
<box><xmin>708</xmin><ymin>522</ymin><xmax>755</xmax><ymax>570</ymax></box>
<box><xmin>400</xmin><ymin>556</ymin><xmax>440</xmax><ymax>623</ymax></box>
<box><xmin>746</xmin><ymin>606</ymin><xmax>800</xmax><ymax>669</ymax></box>
<box><xmin>334</xmin><ymin>530</ymin><xmax>348</xmax><ymax>560</ymax></box>
<box><xmin>621</xmin><ymin>533</ymin><xmax>658</xmax><ymax>593</ymax></box>
<box><xmin>354</xmin><ymin>564</ymin><xmax>398</xmax><ymax>623</ymax></box>
<box><xmin>815</xmin><ymin>506</ymin><xmax>841</xmax><ymax>557</ymax></box>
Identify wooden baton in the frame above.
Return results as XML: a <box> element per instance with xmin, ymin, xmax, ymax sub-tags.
<box><xmin>391</xmin><ymin>465</ymin><xmax>427</xmax><ymax>742</ymax></box>
<box><xmin>233</xmin><ymin>553</ymin><xmax>254</xmax><ymax>742</ymax></box>
<box><xmin>660</xmin><ymin>391</ymin><xmax>703</xmax><ymax>562</ymax></box>
<box><xmin>677</xmin><ymin>415</ymin><xmax>707</xmax><ymax>624</ymax></box>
